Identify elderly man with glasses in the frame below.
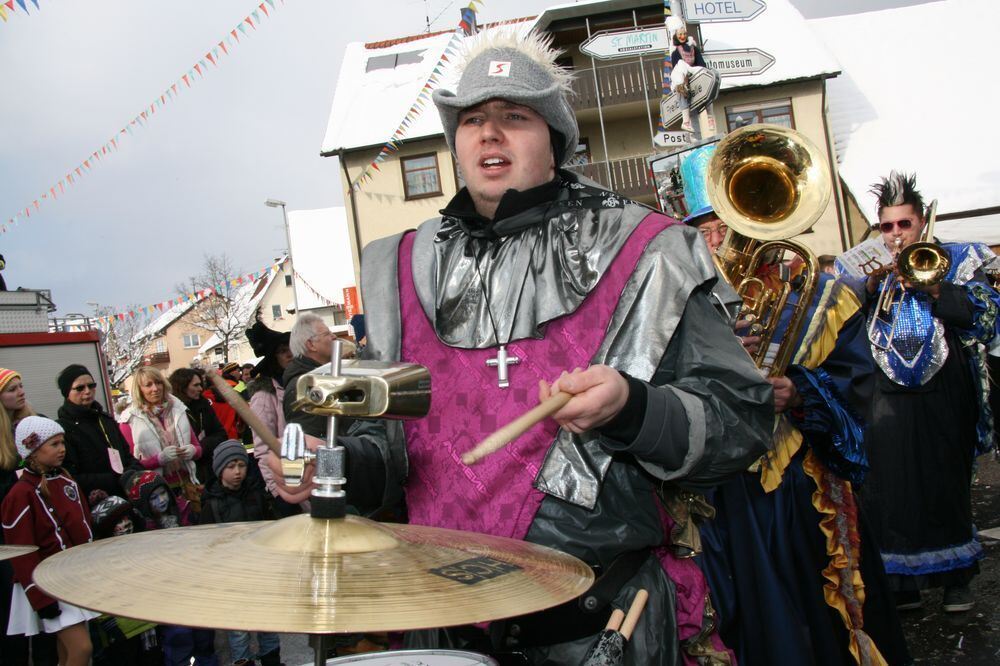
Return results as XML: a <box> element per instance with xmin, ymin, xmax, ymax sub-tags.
<box><xmin>283</xmin><ymin>313</ymin><xmax>337</xmax><ymax>439</ymax></box>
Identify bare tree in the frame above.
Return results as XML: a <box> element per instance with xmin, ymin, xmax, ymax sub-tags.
<box><xmin>95</xmin><ymin>304</ymin><xmax>152</xmax><ymax>388</ymax></box>
<box><xmin>178</xmin><ymin>254</ymin><xmax>249</xmax><ymax>364</ymax></box>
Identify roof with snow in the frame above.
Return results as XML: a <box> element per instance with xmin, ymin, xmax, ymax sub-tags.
<box><xmin>321</xmin><ymin>0</ymin><xmax>838</xmax><ymax>155</ymax></box>
<box><xmin>809</xmin><ymin>0</ymin><xmax>1000</xmax><ymax>239</ymax></box>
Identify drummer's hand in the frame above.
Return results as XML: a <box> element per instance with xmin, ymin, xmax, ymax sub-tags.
<box><xmin>768</xmin><ymin>376</ymin><xmax>802</xmax><ymax>413</ymax></box>
<box><xmin>262</xmin><ymin>434</ymin><xmax>321</xmax><ymax>504</ymax></box>
<box><xmin>539</xmin><ymin>366</ymin><xmax>629</xmax><ymax>434</ymax></box>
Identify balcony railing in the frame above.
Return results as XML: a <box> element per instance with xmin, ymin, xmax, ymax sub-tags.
<box><xmin>570</xmin><ymin>58</ymin><xmax>664</xmax><ymax>111</ymax></box>
<box><xmin>566</xmin><ymin>155</ymin><xmax>655</xmax><ymax>200</ymax></box>
<box><xmin>142</xmin><ymin>351</ymin><xmax>170</xmax><ymax>366</ymax></box>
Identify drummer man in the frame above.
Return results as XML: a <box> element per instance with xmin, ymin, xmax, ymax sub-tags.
<box><xmin>277</xmin><ymin>29</ymin><xmax>772</xmax><ymax>664</ymax></box>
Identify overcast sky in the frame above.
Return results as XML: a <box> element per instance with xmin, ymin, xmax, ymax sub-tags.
<box><xmin>0</xmin><ymin>0</ymin><xmax>928</xmax><ymax>317</ymax></box>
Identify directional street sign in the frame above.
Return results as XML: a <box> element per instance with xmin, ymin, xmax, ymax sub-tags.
<box><xmin>653</xmin><ymin>131</ymin><xmax>694</xmax><ymax>149</ymax></box>
<box><xmin>682</xmin><ymin>0</ymin><xmax>767</xmax><ymax>23</ymax></box>
<box><xmin>704</xmin><ymin>48</ymin><xmax>775</xmax><ymax>77</ymax></box>
<box><xmin>660</xmin><ymin>69</ymin><xmax>718</xmax><ymax>128</ymax></box>
<box><xmin>580</xmin><ymin>26</ymin><xmax>670</xmax><ymax>60</ymax></box>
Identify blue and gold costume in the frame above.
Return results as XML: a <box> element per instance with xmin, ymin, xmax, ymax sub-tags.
<box><xmin>679</xmin><ymin>145</ymin><xmax>908</xmax><ymax>665</ymax></box>
<box><xmin>857</xmin><ymin>241</ymin><xmax>999</xmax><ymax>591</ymax></box>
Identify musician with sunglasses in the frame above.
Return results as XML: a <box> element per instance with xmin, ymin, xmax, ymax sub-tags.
<box><xmin>843</xmin><ymin>172</ymin><xmax>1000</xmax><ymax>613</ymax></box>
<box><xmin>56</xmin><ymin>364</ymin><xmax>139</xmax><ymax>500</ymax></box>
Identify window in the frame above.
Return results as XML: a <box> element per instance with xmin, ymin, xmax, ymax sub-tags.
<box><xmin>272</xmin><ymin>304</ymin><xmax>283</xmax><ymax>320</ymax></box>
<box><xmin>402</xmin><ymin>153</ymin><xmax>443</xmax><ymax>200</ymax></box>
<box><xmin>155</xmin><ymin>339</ymin><xmax>166</xmax><ymax>353</ymax></box>
<box><xmin>365</xmin><ymin>50</ymin><xmax>426</xmax><ymax>73</ymax></box>
<box><xmin>182</xmin><ymin>333</ymin><xmax>201</xmax><ymax>349</ymax></box>
<box><xmin>726</xmin><ymin>98</ymin><xmax>794</xmax><ymax>132</ymax></box>
<box><xmin>284</xmin><ymin>274</ymin><xmax>293</xmax><ymax>287</ymax></box>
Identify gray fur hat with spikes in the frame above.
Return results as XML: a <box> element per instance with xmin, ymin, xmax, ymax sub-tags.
<box><xmin>433</xmin><ymin>29</ymin><xmax>579</xmax><ymax>166</ymax></box>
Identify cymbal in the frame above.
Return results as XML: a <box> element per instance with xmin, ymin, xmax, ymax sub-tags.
<box><xmin>0</xmin><ymin>545</ymin><xmax>37</xmax><ymax>561</ymax></box>
<box><xmin>35</xmin><ymin>514</ymin><xmax>593</xmax><ymax>634</ymax></box>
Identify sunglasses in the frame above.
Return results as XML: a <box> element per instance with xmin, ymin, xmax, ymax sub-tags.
<box><xmin>878</xmin><ymin>219</ymin><xmax>913</xmax><ymax>233</ymax></box>
<box><xmin>72</xmin><ymin>382</ymin><xmax>97</xmax><ymax>392</ymax></box>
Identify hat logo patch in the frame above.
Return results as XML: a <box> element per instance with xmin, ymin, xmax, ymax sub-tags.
<box><xmin>488</xmin><ymin>61</ymin><xmax>511</xmax><ymax>77</ymax></box>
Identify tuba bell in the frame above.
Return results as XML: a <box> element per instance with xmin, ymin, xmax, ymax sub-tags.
<box><xmin>706</xmin><ymin>124</ymin><xmax>832</xmax><ymax>377</ymax></box>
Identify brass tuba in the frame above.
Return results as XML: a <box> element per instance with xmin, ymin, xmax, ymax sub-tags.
<box><xmin>705</xmin><ymin>124</ymin><xmax>832</xmax><ymax>377</ymax></box>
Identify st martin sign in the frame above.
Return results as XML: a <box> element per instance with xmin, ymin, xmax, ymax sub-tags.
<box><xmin>580</xmin><ymin>26</ymin><xmax>670</xmax><ymax>60</ymax></box>
<box><xmin>682</xmin><ymin>0</ymin><xmax>766</xmax><ymax>23</ymax></box>
<box><xmin>704</xmin><ymin>48</ymin><xmax>775</xmax><ymax>77</ymax></box>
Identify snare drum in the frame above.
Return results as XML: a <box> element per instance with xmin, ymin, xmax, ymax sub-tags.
<box><xmin>326</xmin><ymin>649</ymin><xmax>498</xmax><ymax>665</ymax></box>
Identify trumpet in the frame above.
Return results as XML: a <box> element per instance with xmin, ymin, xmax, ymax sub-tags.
<box><xmin>706</xmin><ymin>124</ymin><xmax>831</xmax><ymax>377</ymax></box>
<box><xmin>867</xmin><ymin>200</ymin><xmax>950</xmax><ymax>350</ymax></box>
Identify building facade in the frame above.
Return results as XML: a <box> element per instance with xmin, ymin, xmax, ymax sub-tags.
<box><xmin>324</xmin><ymin>0</ymin><xmax>861</xmax><ymax>298</ymax></box>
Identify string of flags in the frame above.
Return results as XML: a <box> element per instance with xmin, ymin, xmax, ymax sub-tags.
<box><xmin>349</xmin><ymin>0</ymin><xmax>482</xmax><ymax>193</ymax></box>
<box><xmin>293</xmin><ymin>269</ymin><xmax>338</xmax><ymax>308</ymax></box>
<box><xmin>2</xmin><ymin>0</ymin><xmax>285</xmax><ymax>235</ymax></box>
<box><xmin>0</xmin><ymin>0</ymin><xmax>43</xmax><ymax>24</ymax></box>
<box><xmin>94</xmin><ymin>260</ymin><xmax>286</xmax><ymax>327</ymax></box>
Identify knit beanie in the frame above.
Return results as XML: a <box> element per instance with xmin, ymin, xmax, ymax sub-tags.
<box><xmin>432</xmin><ymin>29</ymin><xmax>579</xmax><ymax>167</ymax></box>
<box><xmin>14</xmin><ymin>416</ymin><xmax>64</xmax><ymax>460</ymax></box>
<box><xmin>213</xmin><ymin>439</ymin><xmax>249</xmax><ymax>478</ymax></box>
<box><xmin>125</xmin><ymin>470</ymin><xmax>167</xmax><ymax>505</ymax></box>
<box><xmin>0</xmin><ymin>368</ymin><xmax>21</xmax><ymax>394</ymax></box>
<box><xmin>57</xmin><ymin>364</ymin><xmax>92</xmax><ymax>398</ymax></box>
<box><xmin>90</xmin><ymin>493</ymin><xmax>133</xmax><ymax>539</ymax></box>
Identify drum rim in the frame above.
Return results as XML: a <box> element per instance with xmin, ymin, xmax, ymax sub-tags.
<box><xmin>326</xmin><ymin>648</ymin><xmax>497</xmax><ymax>664</ymax></box>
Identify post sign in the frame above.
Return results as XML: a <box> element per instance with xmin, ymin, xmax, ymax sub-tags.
<box><xmin>659</xmin><ymin>69</ymin><xmax>718</xmax><ymax>128</ymax></box>
<box><xmin>580</xmin><ymin>26</ymin><xmax>670</xmax><ymax>60</ymax></box>
<box><xmin>682</xmin><ymin>0</ymin><xmax>766</xmax><ymax>23</ymax></box>
<box><xmin>704</xmin><ymin>48</ymin><xmax>775</xmax><ymax>77</ymax></box>
<box><xmin>653</xmin><ymin>131</ymin><xmax>694</xmax><ymax>149</ymax></box>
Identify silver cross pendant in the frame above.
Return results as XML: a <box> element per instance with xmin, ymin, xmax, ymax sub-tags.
<box><xmin>486</xmin><ymin>344</ymin><xmax>520</xmax><ymax>389</ymax></box>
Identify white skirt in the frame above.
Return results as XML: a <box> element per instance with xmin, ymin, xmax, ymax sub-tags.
<box><xmin>7</xmin><ymin>583</ymin><xmax>100</xmax><ymax>636</ymax></box>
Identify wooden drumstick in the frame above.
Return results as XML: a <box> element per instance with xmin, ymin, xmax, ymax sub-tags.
<box><xmin>605</xmin><ymin>608</ymin><xmax>626</xmax><ymax>632</ymax></box>
<box><xmin>461</xmin><ymin>391</ymin><xmax>572</xmax><ymax>466</ymax></box>
<box><xmin>206</xmin><ymin>372</ymin><xmax>281</xmax><ymax>456</ymax></box>
<box><xmin>619</xmin><ymin>589</ymin><xmax>649</xmax><ymax>641</ymax></box>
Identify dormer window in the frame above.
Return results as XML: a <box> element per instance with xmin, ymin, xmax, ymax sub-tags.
<box><xmin>365</xmin><ymin>50</ymin><xmax>426</xmax><ymax>72</ymax></box>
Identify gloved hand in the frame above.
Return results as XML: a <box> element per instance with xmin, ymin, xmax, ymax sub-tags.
<box><xmin>158</xmin><ymin>446</ymin><xmax>180</xmax><ymax>465</ymax></box>
<box><xmin>177</xmin><ymin>443</ymin><xmax>196</xmax><ymax>461</ymax></box>
<box><xmin>37</xmin><ymin>603</ymin><xmax>61</xmax><ymax>620</ymax></box>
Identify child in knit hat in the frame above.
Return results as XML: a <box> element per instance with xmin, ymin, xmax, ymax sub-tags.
<box><xmin>0</xmin><ymin>416</ymin><xmax>98</xmax><ymax>665</ymax></box>
<box><xmin>124</xmin><ymin>469</ymin><xmax>192</xmax><ymax>530</ymax></box>
<box><xmin>122</xmin><ymin>469</ymin><xmax>218</xmax><ymax>665</ymax></box>
<box><xmin>200</xmin><ymin>440</ymin><xmax>282</xmax><ymax>666</ymax></box>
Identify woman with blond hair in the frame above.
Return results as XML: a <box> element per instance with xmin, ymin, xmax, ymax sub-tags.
<box><xmin>119</xmin><ymin>367</ymin><xmax>204</xmax><ymax>509</ymax></box>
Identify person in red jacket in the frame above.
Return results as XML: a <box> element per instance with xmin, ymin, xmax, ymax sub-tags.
<box><xmin>1</xmin><ymin>416</ymin><xmax>98</xmax><ymax>666</ymax></box>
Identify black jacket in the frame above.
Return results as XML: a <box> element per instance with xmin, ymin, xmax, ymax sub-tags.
<box><xmin>184</xmin><ymin>396</ymin><xmax>228</xmax><ymax>484</ymax></box>
<box><xmin>56</xmin><ymin>400</ymin><xmax>140</xmax><ymax>499</ymax></box>
<box><xmin>282</xmin><ymin>355</ymin><xmax>327</xmax><ymax>439</ymax></box>
<box><xmin>198</xmin><ymin>474</ymin><xmax>276</xmax><ymax>525</ymax></box>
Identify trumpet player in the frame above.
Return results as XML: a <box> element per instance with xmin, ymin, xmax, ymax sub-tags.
<box><xmin>682</xmin><ymin>143</ymin><xmax>910</xmax><ymax>665</ymax></box>
<box><xmin>848</xmin><ymin>171</ymin><xmax>1000</xmax><ymax>613</ymax></box>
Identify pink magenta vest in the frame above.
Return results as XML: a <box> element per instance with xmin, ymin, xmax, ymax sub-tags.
<box><xmin>398</xmin><ymin>213</ymin><xmax>670</xmax><ymax>538</ymax></box>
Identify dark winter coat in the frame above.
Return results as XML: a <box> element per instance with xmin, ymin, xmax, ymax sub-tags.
<box><xmin>183</xmin><ymin>395</ymin><xmax>228</xmax><ymax>483</ymax></box>
<box><xmin>57</xmin><ymin>400</ymin><xmax>140</xmax><ymax>499</ymax></box>
<box><xmin>282</xmin><ymin>355</ymin><xmax>326</xmax><ymax>439</ymax></box>
<box><xmin>197</xmin><ymin>473</ymin><xmax>276</xmax><ymax>525</ymax></box>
